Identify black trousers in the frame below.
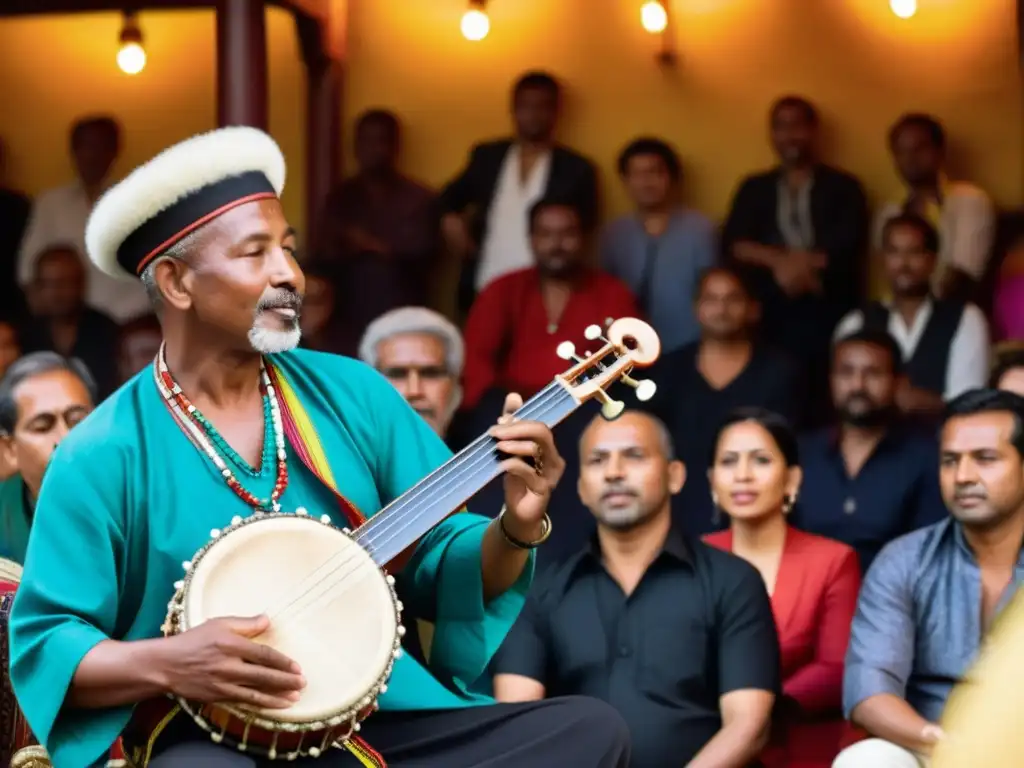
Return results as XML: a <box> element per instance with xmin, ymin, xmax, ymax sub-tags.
<box><xmin>145</xmin><ymin>697</ymin><xmax>630</xmax><ymax>768</ymax></box>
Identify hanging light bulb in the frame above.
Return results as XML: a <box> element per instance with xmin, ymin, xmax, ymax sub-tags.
<box><xmin>461</xmin><ymin>0</ymin><xmax>490</xmax><ymax>42</ymax></box>
<box><xmin>640</xmin><ymin>1</ymin><xmax>669</xmax><ymax>34</ymax></box>
<box><xmin>117</xmin><ymin>11</ymin><xmax>146</xmax><ymax>75</ymax></box>
<box><xmin>890</xmin><ymin>0</ymin><xmax>917</xmax><ymax>19</ymax></box>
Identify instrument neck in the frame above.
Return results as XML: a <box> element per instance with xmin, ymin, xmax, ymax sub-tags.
<box><xmin>352</xmin><ymin>383</ymin><xmax>579</xmax><ymax>565</ymax></box>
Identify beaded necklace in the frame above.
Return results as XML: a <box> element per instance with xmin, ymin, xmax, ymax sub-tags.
<box><xmin>153</xmin><ymin>344</ymin><xmax>289</xmax><ymax>513</ymax></box>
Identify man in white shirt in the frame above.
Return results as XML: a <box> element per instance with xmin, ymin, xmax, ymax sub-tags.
<box><xmin>18</xmin><ymin>116</ymin><xmax>148</xmax><ymax>323</ymax></box>
<box><xmin>439</xmin><ymin>72</ymin><xmax>598</xmax><ymax>317</ymax></box>
<box><xmin>835</xmin><ymin>213</ymin><xmax>989</xmax><ymax>420</ymax></box>
<box><xmin>873</xmin><ymin>113</ymin><xmax>995</xmax><ymax>302</ymax></box>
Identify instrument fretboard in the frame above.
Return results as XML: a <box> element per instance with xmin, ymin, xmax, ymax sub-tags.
<box><xmin>353</xmin><ymin>382</ymin><xmax>579</xmax><ymax>565</ymax></box>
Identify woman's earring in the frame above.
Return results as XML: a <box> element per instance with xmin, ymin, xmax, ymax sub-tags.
<box><xmin>711</xmin><ymin>492</ymin><xmax>721</xmax><ymax>525</ymax></box>
<box><xmin>782</xmin><ymin>493</ymin><xmax>797</xmax><ymax>515</ymax></box>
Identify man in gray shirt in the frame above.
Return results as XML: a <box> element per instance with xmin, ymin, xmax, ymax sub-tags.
<box><xmin>600</xmin><ymin>137</ymin><xmax>716</xmax><ymax>354</ymax></box>
<box><xmin>834</xmin><ymin>388</ymin><xmax>1024</xmax><ymax>767</ymax></box>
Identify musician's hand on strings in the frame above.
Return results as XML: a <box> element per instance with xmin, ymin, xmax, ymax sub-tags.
<box><xmin>162</xmin><ymin>614</ymin><xmax>306</xmax><ymax>709</ymax></box>
<box><xmin>490</xmin><ymin>392</ymin><xmax>565</xmax><ymax>541</ymax></box>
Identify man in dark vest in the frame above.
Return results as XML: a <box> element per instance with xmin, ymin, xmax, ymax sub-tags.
<box><xmin>833</xmin><ymin>212</ymin><xmax>989</xmax><ymax>420</ymax></box>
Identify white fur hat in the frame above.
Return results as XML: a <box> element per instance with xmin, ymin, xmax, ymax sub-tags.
<box><xmin>84</xmin><ymin>126</ymin><xmax>286</xmax><ymax>280</ymax></box>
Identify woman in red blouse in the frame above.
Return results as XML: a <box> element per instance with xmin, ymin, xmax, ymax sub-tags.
<box><xmin>704</xmin><ymin>407</ymin><xmax>861</xmax><ymax>768</ymax></box>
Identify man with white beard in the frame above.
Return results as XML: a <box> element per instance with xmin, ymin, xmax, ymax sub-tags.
<box><xmin>10</xmin><ymin>126</ymin><xmax>630</xmax><ymax>768</ymax></box>
<box><xmin>492</xmin><ymin>410</ymin><xmax>780</xmax><ymax>768</ymax></box>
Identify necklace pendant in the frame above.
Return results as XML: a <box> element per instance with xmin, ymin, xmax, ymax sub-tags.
<box><xmin>547</xmin><ymin>322</ymin><xmax>558</xmax><ymax>334</ymax></box>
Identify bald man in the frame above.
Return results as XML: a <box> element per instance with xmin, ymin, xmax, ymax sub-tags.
<box><xmin>493</xmin><ymin>411</ymin><xmax>780</xmax><ymax>768</ymax></box>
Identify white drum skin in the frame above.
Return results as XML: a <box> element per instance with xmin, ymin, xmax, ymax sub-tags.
<box><xmin>163</xmin><ymin>510</ymin><xmax>403</xmax><ymax>758</ymax></box>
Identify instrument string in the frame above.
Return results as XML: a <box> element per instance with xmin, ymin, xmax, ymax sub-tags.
<box><xmin>260</xmin><ymin>384</ymin><xmax>570</xmax><ymax>626</ymax></box>
<box><xmin>258</xmin><ymin>383</ymin><xmax>572</xmax><ymax>625</ymax></box>
<box><xmin>260</xmin><ymin>387</ymin><xmax>571</xmax><ymax>629</ymax></box>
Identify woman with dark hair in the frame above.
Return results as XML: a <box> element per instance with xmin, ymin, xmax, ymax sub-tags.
<box><xmin>704</xmin><ymin>407</ymin><xmax>860</xmax><ymax>768</ymax></box>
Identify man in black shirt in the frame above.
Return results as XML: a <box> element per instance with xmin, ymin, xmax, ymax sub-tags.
<box><xmin>722</xmin><ymin>95</ymin><xmax>868</xmax><ymax>425</ymax></box>
<box><xmin>493</xmin><ymin>411</ymin><xmax>779</xmax><ymax>768</ymax></box>
<box><xmin>643</xmin><ymin>265</ymin><xmax>800</xmax><ymax>535</ymax></box>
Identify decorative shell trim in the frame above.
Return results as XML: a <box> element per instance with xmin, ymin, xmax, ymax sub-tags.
<box><xmin>161</xmin><ymin>510</ymin><xmax>404</xmax><ymax>760</ymax></box>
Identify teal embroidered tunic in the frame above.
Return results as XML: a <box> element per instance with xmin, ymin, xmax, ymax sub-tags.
<box><xmin>10</xmin><ymin>349</ymin><xmax>533</xmax><ymax>768</ymax></box>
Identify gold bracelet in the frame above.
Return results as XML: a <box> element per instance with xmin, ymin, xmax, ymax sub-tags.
<box><xmin>497</xmin><ymin>506</ymin><xmax>552</xmax><ymax>550</ymax></box>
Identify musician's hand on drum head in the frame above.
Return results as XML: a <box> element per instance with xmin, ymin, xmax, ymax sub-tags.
<box><xmin>162</xmin><ymin>614</ymin><xmax>306</xmax><ymax>709</ymax></box>
<box><xmin>489</xmin><ymin>392</ymin><xmax>565</xmax><ymax>539</ymax></box>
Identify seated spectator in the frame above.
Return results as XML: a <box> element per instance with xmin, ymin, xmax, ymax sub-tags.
<box><xmin>990</xmin><ymin>344</ymin><xmax>1024</xmax><ymax>396</ymax></box>
<box><xmin>316</xmin><ymin>110</ymin><xmax>439</xmax><ymax>354</ymax></box>
<box><xmin>722</xmin><ymin>96</ymin><xmax>869</xmax><ymax>425</ymax></box>
<box><xmin>462</xmin><ymin>197</ymin><xmax>637</xmax><ymax>412</ymax></box>
<box><xmin>704</xmin><ymin>408</ymin><xmax>860</xmax><ymax>767</ymax></box>
<box><xmin>359</xmin><ymin>306</ymin><xmax>463</xmax><ymax>440</ymax></box>
<box><xmin>834</xmin><ymin>389</ymin><xmax>1024</xmax><ymax>768</ymax></box>
<box><xmin>834</xmin><ymin>213</ymin><xmax>989</xmax><ymax>420</ymax></box>
<box><xmin>19</xmin><ymin>245</ymin><xmax>119</xmax><ymax>400</ymax></box>
<box><xmin>873</xmin><ymin>113</ymin><xmax>996</xmax><ymax>303</ymax></box>
<box><xmin>117</xmin><ymin>313</ymin><xmax>161</xmax><ymax>384</ymax></box>
<box><xmin>601</xmin><ymin>137</ymin><xmax>716</xmax><ymax>354</ymax></box>
<box><xmin>0</xmin><ymin>353</ymin><xmax>96</xmax><ymax>563</ymax></box>
<box><xmin>642</xmin><ymin>266</ymin><xmax>801</xmax><ymax>535</ymax></box>
<box><xmin>793</xmin><ymin>330</ymin><xmax>945</xmax><ymax>571</ymax></box>
<box><xmin>493</xmin><ymin>410</ymin><xmax>779</xmax><ymax>768</ymax></box>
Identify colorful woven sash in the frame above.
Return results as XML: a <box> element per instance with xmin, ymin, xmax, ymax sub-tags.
<box><xmin>266</xmin><ymin>363</ymin><xmax>386</xmax><ymax>768</ymax></box>
<box><xmin>268</xmin><ymin>364</ymin><xmax>367</xmax><ymax>531</ymax></box>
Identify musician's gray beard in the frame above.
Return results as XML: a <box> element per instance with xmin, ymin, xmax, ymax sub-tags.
<box><xmin>248</xmin><ymin>325</ymin><xmax>302</xmax><ymax>354</ymax></box>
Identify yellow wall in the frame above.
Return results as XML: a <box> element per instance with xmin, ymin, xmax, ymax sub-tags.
<box><xmin>0</xmin><ymin>0</ymin><xmax>1021</xmax><ymax>239</ymax></box>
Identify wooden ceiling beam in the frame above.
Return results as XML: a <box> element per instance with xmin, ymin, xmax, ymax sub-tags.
<box><xmin>0</xmin><ymin>0</ymin><xmax>324</xmax><ymax>22</ymax></box>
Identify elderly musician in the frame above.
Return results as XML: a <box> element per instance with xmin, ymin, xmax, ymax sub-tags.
<box><xmin>8</xmin><ymin>128</ymin><xmax>631</xmax><ymax>768</ymax></box>
<box><xmin>358</xmin><ymin>307</ymin><xmax>463</xmax><ymax>439</ymax></box>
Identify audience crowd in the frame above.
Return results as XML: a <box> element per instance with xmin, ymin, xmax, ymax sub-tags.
<box><xmin>1</xmin><ymin>69</ymin><xmax>1024</xmax><ymax>767</ymax></box>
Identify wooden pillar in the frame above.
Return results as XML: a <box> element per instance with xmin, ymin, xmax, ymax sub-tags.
<box><xmin>1018</xmin><ymin>0</ymin><xmax>1024</xmax><ymax>69</ymax></box>
<box><xmin>297</xmin><ymin>0</ymin><xmax>346</xmax><ymax>252</ymax></box>
<box><xmin>216</xmin><ymin>0</ymin><xmax>268</xmax><ymax>129</ymax></box>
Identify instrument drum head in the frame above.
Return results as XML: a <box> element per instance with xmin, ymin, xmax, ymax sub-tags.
<box><xmin>183</xmin><ymin>515</ymin><xmax>399</xmax><ymax>724</ymax></box>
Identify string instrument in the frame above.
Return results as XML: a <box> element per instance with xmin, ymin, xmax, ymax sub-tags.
<box><xmin>162</xmin><ymin>318</ymin><xmax>661</xmax><ymax>760</ymax></box>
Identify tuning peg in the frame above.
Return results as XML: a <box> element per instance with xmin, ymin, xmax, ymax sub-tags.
<box><xmin>622</xmin><ymin>374</ymin><xmax>657</xmax><ymax>402</ymax></box>
<box><xmin>556</xmin><ymin>341</ymin><xmax>578</xmax><ymax>361</ymax></box>
<box><xmin>594</xmin><ymin>390</ymin><xmax>626</xmax><ymax>420</ymax></box>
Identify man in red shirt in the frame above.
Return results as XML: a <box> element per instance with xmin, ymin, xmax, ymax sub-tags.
<box><xmin>462</xmin><ymin>197</ymin><xmax>639</xmax><ymax>412</ymax></box>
